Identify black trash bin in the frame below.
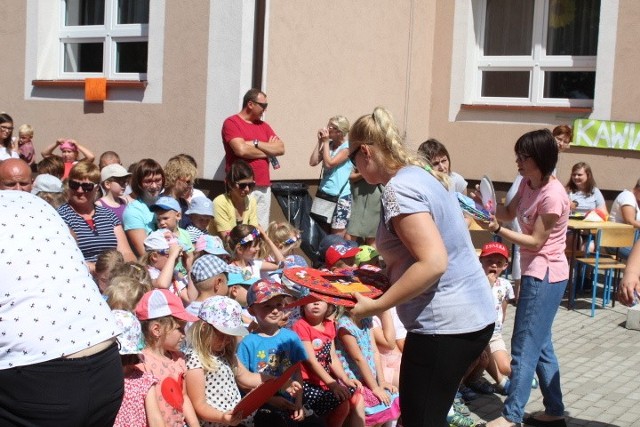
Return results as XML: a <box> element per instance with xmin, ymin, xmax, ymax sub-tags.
<box><xmin>271</xmin><ymin>182</ymin><xmax>326</xmax><ymax>267</ymax></box>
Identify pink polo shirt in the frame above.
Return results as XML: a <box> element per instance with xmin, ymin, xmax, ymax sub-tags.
<box><xmin>517</xmin><ymin>178</ymin><xmax>570</xmax><ymax>282</ymax></box>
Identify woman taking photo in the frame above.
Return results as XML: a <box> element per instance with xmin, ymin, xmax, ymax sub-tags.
<box><xmin>309</xmin><ymin>115</ymin><xmax>353</xmax><ymax>237</ymax></box>
<box><xmin>480</xmin><ymin>129</ymin><xmax>570</xmax><ymax>427</ymax></box>
<box><xmin>348</xmin><ymin>107</ymin><xmax>495</xmax><ymax>427</ymax></box>
<box><xmin>58</xmin><ymin>161</ymin><xmax>136</xmax><ymax>274</ymax></box>
<box><xmin>212</xmin><ymin>159</ymin><xmax>259</xmax><ymax>242</ymax></box>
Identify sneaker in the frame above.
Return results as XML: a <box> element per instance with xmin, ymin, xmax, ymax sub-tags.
<box><xmin>458</xmin><ymin>384</ymin><xmax>478</xmax><ymax>401</ymax></box>
<box><xmin>531</xmin><ymin>377</ymin><xmax>539</xmax><ymax>389</ymax></box>
<box><xmin>453</xmin><ymin>393</ymin><xmax>471</xmax><ymax>416</ymax></box>
<box><xmin>469</xmin><ymin>378</ymin><xmax>495</xmax><ymax>395</ymax></box>
<box><xmin>447</xmin><ymin>412</ymin><xmax>476</xmax><ymax>427</ymax></box>
<box><xmin>496</xmin><ymin>378</ymin><xmax>510</xmax><ymax>396</ymax></box>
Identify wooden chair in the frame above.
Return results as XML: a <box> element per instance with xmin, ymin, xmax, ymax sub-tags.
<box><xmin>572</xmin><ymin>227</ymin><xmax>636</xmax><ymax>317</ymax></box>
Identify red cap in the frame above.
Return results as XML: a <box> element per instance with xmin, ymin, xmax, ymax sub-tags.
<box><xmin>135</xmin><ymin>289</ymin><xmax>198</xmax><ymax>322</ymax></box>
<box><xmin>480</xmin><ymin>242</ymin><xmax>509</xmax><ymax>260</ymax></box>
<box><xmin>325</xmin><ymin>244</ymin><xmax>361</xmax><ymax>268</ymax></box>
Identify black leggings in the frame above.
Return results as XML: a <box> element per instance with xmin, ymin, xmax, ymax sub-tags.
<box><xmin>0</xmin><ymin>342</ymin><xmax>124</xmax><ymax>427</ymax></box>
<box><xmin>399</xmin><ymin>324</ymin><xmax>494</xmax><ymax>427</ymax></box>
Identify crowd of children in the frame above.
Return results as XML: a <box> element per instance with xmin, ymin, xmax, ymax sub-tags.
<box><xmin>0</xmin><ymin>122</ymin><xmax>540</xmax><ymax>427</ymax></box>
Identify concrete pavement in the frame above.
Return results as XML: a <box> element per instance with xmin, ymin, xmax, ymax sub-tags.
<box><xmin>468</xmin><ymin>290</ymin><xmax>640</xmax><ymax>427</ymax></box>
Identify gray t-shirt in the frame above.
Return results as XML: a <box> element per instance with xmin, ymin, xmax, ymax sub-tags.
<box><xmin>376</xmin><ymin>165</ymin><xmax>495</xmax><ymax>335</ymax></box>
<box><xmin>568</xmin><ymin>188</ymin><xmax>606</xmax><ymax>214</ymax></box>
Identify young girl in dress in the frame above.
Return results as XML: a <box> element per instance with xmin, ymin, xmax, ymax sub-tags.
<box><xmin>228</xmin><ymin>224</ymin><xmax>285</xmax><ymax>280</ymax></box>
<box><xmin>135</xmin><ymin>289</ymin><xmax>200</xmax><ymax>427</ymax></box>
<box><xmin>292</xmin><ymin>300</ymin><xmax>360</xmax><ymax>426</ymax></box>
<box><xmin>140</xmin><ymin>229</ymin><xmax>192</xmax><ymax>304</ymax></box>
<box><xmin>112</xmin><ymin>309</ymin><xmax>165</xmax><ymax>427</ymax></box>
<box><xmin>260</xmin><ymin>221</ymin><xmax>308</xmax><ymax>268</ymax></box>
<box><xmin>185</xmin><ymin>296</ymin><xmax>264</xmax><ymax>427</ymax></box>
<box><xmin>335</xmin><ymin>308</ymin><xmax>400</xmax><ymax>427</ymax></box>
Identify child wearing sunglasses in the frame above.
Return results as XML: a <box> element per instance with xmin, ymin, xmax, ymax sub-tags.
<box><xmin>212</xmin><ymin>159</ymin><xmax>259</xmax><ymax>243</ymax></box>
<box><xmin>95</xmin><ymin>164</ymin><xmax>132</xmax><ymax>222</ymax></box>
<box><xmin>228</xmin><ymin>224</ymin><xmax>285</xmax><ymax>281</ymax></box>
<box><xmin>260</xmin><ymin>220</ymin><xmax>309</xmax><ymax>268</ymax></box>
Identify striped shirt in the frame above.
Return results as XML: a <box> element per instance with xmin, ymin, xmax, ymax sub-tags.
<box><xmin>57</xmin><ymin>203</ymin><xmax>121</xmax><ymax>262</ymax></box>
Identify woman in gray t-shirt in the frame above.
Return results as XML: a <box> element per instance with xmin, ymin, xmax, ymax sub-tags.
<box><xmin>348</xmin><ymin>107</ymin><xmax>495</xmax><ymax>426</ymax></box>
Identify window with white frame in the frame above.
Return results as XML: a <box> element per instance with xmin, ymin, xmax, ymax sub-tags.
<box><xmin>473</xmin><ymin>0</ymin><xmax>600</xmax><ymax>108</ymax></box>
<box><xmin>61</xmin><ymin>0</ymin><xmax>149</xmax><ymax>79</ymax></box>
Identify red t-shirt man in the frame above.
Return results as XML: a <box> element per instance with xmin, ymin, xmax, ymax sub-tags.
<box><xmin>221</xmin><ymin>88</ymin><xmax>285</xmax><ymax>228</ymax></box>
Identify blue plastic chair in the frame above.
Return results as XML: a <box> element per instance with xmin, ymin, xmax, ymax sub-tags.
<box><xmin>572</xmin><ymin>226</ymin><xmax>636</xmax><ymax>317</ymax></box>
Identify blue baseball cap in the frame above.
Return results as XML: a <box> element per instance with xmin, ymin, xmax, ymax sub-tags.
<box><xmin>151</xmin><ymin>196</ymin><xmax>181</xmax><ymax>213</ymax></box>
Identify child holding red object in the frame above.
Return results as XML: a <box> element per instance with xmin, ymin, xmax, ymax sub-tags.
<box><xmin>292</xmin><ymin>300</ymin><xmax>360</xmax><ymax>426</ymax></box>
<box><xmin>135</xmin><ymin>289</ymin><xmax>200</xmax><ymax>427</ymax></box>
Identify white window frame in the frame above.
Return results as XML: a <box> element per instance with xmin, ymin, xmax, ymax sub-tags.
<box><xmin>25</xmin><ymin>0</ymin><xmax>165</xmax><ymax>103</ymax></box>
<box><xmin>472</xmin><ymin>0</ymin><xmax>597</xmax><ymax>108</ymax></box>
<box><xmin>59</xmin><ymin>0</ymin><xmax>149</xmax><ymax>80</ymax></box>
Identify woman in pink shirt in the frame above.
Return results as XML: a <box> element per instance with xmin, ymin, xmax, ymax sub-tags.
<box><xmin>479</xmin><ymin>129</ymin><xmax>570</xmax><ymax>427</ymax></box>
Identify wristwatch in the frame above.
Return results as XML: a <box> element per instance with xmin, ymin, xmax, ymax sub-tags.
<box><xmin>253</xmin><ymin>139</ymin><xmax>259</xmax><ymax>148</ymax></box>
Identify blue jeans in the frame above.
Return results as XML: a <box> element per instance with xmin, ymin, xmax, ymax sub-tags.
<box><xmin>503</xmin><ymin>272</ymin><xmax>567</xmax><ymax>423</ymax></box>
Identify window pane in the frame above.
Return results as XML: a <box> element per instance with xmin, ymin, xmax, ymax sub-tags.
<box><xmin>547</xmin><ymin>0</ymin><xmax>600</xmax><ymax>56</ymax></box>
<box><xmin>118</xmin><ymin>0</ymin><xmax>150</xmax><ymax>24</ymax></box>
<box><xmin>116</xmin><ymin>42</ymin><xmax>148</xmax><ymax>73</ymax></box>
<box><xmin>482</xmin><ymin>71</ymin><xmax>530</xmax><ymax>97</ymax></box>
<box><xmin>64</xmin><ymin>43</ymin><xmax>103</xmax><ymax>72</ymax></box>
<box><xmin>65</xmin><ymin>0</ymin><xmax>105</xmax><ymax>26</ymax></box>
<box><xmin>484</xmin><ymin>0</ymin><xmax>534</xmax><ymax>55</ymax></box>
<box><xmin>543</xmin><ymin>71</ymin><xmax>595</xmax><ymax>99</ymax></box>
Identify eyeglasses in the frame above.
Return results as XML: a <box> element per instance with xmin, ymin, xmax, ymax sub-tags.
<box><xmin>348</xmin><ymin>146</ymin><xmax>362</xmax><ymax>166</ymax></box>
<box><xmin>142</xmin><ymin>177</ymin><xmax>163</xmax><ymax>187</ymax></box>
<box><xmin>178</xmin><ymin>177</ymin><xmax>194</xmax><ymax>187</ymax></box>
<box><xmin>0</xmin><ymin>126</ymin><xmax>13</xmax><ymax>132</ymax></box>
<box><xmin>283</xmin><ymin>236</ymin><xmax>299</xmax><ymax>245</ymax></box>
<box><xmin>236</xmin><ymin>181</ymin><xmax>256</xmax><ymax>191</ymax></box>
<box><xmin>252</xmin><ymin>100</ymin><xmax>268</xmax><ymax>109</ymax></box>
<box><xmin>69</xmin><ymin>180</ymin><xmax>97</xmax><ymax>192</ymax></box>
<box><xmin>516</xmin><ymin>153</ymin><xmax>531</xmax><ymax>163</ymax></box>
<box><xmin>157</xmin><ymin>250</ymin><xmax>170</xmax><ymax>256</ymax></box>
<box><xmin>109</xmin><ymin>178</ymin><xmax>128</xmax><ymax>186</ymax></box>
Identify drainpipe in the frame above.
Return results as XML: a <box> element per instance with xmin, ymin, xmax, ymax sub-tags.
<box><xmin>252</xmin><ymin>0</ymin><xmax>266</xmax><ymax>89</ymax></box>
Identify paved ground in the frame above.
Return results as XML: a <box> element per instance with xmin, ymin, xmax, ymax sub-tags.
<box><xmin>467</xmin><ymin>288</ymin><xmax>640</xmax><ymax>427</ymax></box>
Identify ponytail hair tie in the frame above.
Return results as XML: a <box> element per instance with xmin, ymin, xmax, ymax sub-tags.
<box><xmin>424</xmin><ymin>165</ymin><xmax>432</xmax><ymax>172</ymax></box>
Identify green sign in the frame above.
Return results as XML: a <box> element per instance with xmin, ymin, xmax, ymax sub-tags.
<box><xmin>573</xmin><ymin>119</ymin><xmax>640</xmax><ymax>151</ymax></box>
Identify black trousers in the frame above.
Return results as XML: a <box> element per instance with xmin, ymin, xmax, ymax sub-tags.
<box><xmin>0</xmin><ymin>342</ymin><xmax>124</xmax><ymax>427</ymax></box>
<box><xmin>399</xmin><ymin>324</ymin><xmax>494</xmax><ymax>427</ymax></box>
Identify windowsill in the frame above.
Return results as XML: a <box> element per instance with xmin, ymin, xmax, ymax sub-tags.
<box><xmin>32</xmin><ymin>80</ymin><xmax>147</xmax><ymax>89</ymax></box>
<box><xmin>461</xmin><ymin>104</ymin><xmax>592</xmax><ymax>114</ymax></box>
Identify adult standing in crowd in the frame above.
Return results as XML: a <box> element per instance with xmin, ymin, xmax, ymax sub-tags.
<box><xmin>163</xmin><ymin>154</ymin><xmax>198</xmax><ymax>228</ymax></box>
<box><xmin>58</xmin><ymin>162</ymin><xmax>135</xmax><ymax>273</ymax></box>
<box><xmin>346</xmin><ymin>170</ymin><xmax>382</xmax><ymax>246</ymax></box>
<box><xmin>479</xmin><ymin>129</ymin><xmax>569</xmax><ymax>427</ymax></box>
<box><xmin>0</xmin><ymin>113</ymin><xmax>19</xmax><ymax>161</ymax></box>
<box><xmin>0</xmin><ymin>191</ymin><xmax>123</xmax><ymax>426</ymax></box>
<box><xmin>309</xmin><ymin>115</ymin><xmax>352</xmax><ymax>237</ymax></box>
<box><xmin>348</xmin><ymin>107</ymin><xmax>495</xmax><ymax>427</ymax></box>
<box><xmin>122</xmin><ymin>158</ymin><xmax>165</xmax><ymax>256</ymax></box>
<box><xmin>0</xmin><ymin>158</ymin><xmax>32</xmax><ymax>192</ymax></box>
<box><xmin>222</xmin><ymin>88</ymin><xmax>285</xmax><ymax>229</ymax></box>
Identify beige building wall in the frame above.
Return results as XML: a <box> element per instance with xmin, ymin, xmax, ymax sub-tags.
<box><xmin>2</xmin><ymin>1</ymin><xmax>639</xmax><ymax>193</ymax></box>
<box><xmin>266</xmin><ymin>0</ymin><xmax>436</xmax><ymax>181</ymax></box>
